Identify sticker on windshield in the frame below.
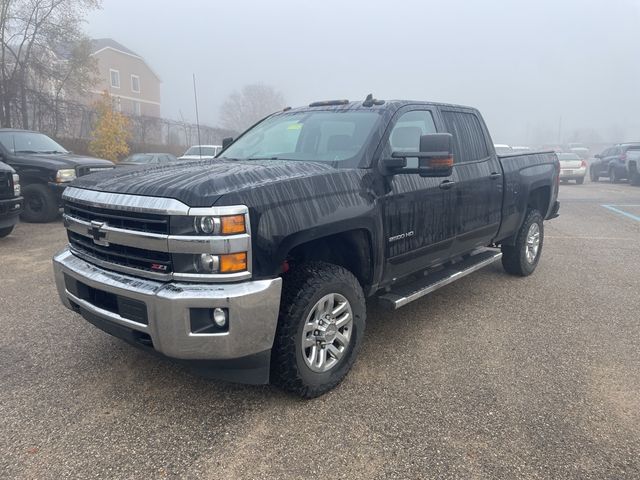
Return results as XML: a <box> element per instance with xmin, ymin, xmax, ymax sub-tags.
<box><xmin>287</xmin><ymin>123</ymin><xmax>302</xmax><ymax>130</ymax></box>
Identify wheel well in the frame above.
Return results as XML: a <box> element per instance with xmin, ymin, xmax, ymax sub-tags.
<box><xmin>527</xmin><ymin>186</ymin><xmax>550</xmax><ymax>217</ymax></box>
<box><xmin>286</xmin><ymin>230</ymin><xmax>373</xmax><ymax>289</ymax></box>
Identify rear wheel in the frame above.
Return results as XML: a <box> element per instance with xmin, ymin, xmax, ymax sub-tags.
<box><xmin>575</xmin><ymin>177</ymin><xmax>584</xmax><ymax>185</ymax></box>
<box><xmin>271</xmin><ymin>261</ymin><xmax>365</xmax><ymax>398</ymax></box>
<box><xmin>21</xmin><ymin>184</ymin><xmax>59</xmax><ymax>223</ymax></box>
<box><xmin>0</xmin><ymin>226</ymin><xmax>14</xmax><ymax>238</ymax></box>
<box><xmin>501</xmin><ymin>209</ymin><xmax>544</xmax><ymax>277</ymax></box>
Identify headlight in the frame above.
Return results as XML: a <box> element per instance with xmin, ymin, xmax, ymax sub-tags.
<box><xmin>12</xmin><ymin>174</ymin><xmax>20</xmax><ymax>196</ymax></box>
<box><xmin>173</xmin><ymin>214</ymin><xmax>247</xmax><ymax>236</ymax></box>
<box><xmin>56</xmin><ymin>169</ymin><xmax>76</xmax><ymax>183</ymax></box>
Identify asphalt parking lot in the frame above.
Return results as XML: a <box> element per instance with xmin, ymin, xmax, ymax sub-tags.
<box><xmin>1</xmin><ymin>181</ymin><xmax>639</xmax><ymax>479</ymax></box>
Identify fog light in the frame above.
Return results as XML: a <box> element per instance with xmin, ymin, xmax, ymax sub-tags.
<box><xmin>212</xmin><ymin>307</ymin><xmax>227</xmax><ymax>327</ymax></box>
<box><xmin>196</xmin><ymin>253</ymin><xmax>219</xmax><ymax>273</ymax></box>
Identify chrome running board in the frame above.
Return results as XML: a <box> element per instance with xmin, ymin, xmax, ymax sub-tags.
<box><xmin>378</xmin><ymin>249</ymin><xmax>502</xmax><ymax>310</ymax></box>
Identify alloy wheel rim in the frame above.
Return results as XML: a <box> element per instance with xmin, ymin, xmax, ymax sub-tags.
<box><xmin>301</xmin><ymin>293</ymin><xmax>353</xmax><ymax>373</ymax></box>
<box><xmin>525</xmin><ymin>223</ymin><xmax>540</xmax><ymax>264</ymax></box>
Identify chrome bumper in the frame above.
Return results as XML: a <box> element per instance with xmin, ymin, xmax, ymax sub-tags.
<box><xmin>53</xmin><ymin>248</ymin><xmax>282</xmax><ymax>364</ymax></box>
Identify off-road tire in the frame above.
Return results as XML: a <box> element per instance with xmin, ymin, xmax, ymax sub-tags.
<box><xmin>21</xmin><ymin>184</ymin><xmax>59</xmax><ymax>223</ymax></box>
<box><xmin>501</xmin><ymin>209</ymin><xmax>544</xmax><ymax>277</ymax></box>
<box><xmin>0</xmin><ymin>226</ymin><xmax>14</xmax><ymax>238</ymax></box>
<box><xmin>575</xmin><ymin>177</ymin><xmax>584</xmax><ymax>185</ymax></box>
<box><xmin>271</xmin><ymin>261</ymin><xmax>365</xmax><ymax>398</ymax></box>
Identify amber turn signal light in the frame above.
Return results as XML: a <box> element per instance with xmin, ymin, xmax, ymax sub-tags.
<box><xmin>220</xmin><ymin>215</ymin><xmax>246</xmax><ymax>235</ymax></box>
<box><xmin>220</xmin><ymin>252</ymin><xmax>247</xmax><ymax>273</ymax></box>
<box><xmin>428</xmin><ymin>156</ymin><xmax>454</xmax><ymax>168</ymax></box>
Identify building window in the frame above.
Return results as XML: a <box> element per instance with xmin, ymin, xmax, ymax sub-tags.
<box><xmin>133</xmin><ymin>101</ymin><xmax>141</xmax><ymax>116</ymax></box>
<box><xmin>131</xmin><ymin>75</ymin><xmax>140</xmax><ymax>93</ymax></box>
<box><xmin>110</xmin><ymin>69</ymin><xmax>120</xmax><ymax>89</ymax></box>
<box><xmin>111</xmin><ymin>96</ymin><xmax>121</xmax><ymax>112</ymax></box>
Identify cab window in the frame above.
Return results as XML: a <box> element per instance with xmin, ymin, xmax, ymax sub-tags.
<box><xmin>387</xmin><ymin>110</ymin><xmax>437</xmax><ymax>168</ymax></box>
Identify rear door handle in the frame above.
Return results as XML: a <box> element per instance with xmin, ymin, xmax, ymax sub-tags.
<box><xmin>489</xmin><ymin>172</ymin><xmax>502</xmax><ymax>180</ymax></box>
<box><xmin>439</xmin><ymin>180</ymin><xmax>456</xmax><ymax>190</ymax></box>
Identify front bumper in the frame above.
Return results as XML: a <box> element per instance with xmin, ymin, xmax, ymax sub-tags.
<box><xmin>0</xmin><ymin>196</ymin><xmax>23</xmax><ymax>228</ymax></box>
<box><xmin>53</xmin><ymin>248</ymin><xmax>282</xmax><ymax>384</ymax></box>
<box><xmin>559</xmin><ymin>167</ymin><xmax>586</xmax><ymax>179</ymax></box>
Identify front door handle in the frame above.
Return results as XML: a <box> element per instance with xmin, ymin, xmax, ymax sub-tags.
<box><xmin>489</xmin><ymin>172</ymin><xmax>502</xmax><ymax>180</ymax></box>
<box><xmin>439</xmin><ymin>180</ymin><xmax>456</xmax><ymax>190</ymax></box>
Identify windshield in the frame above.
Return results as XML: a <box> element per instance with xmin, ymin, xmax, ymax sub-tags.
<box><xmin>0</xmin><ymin>131</ymin><xmax>68</xmax><ymax>154</ymax></box>
<box><xmin>185</xmin><ymin>146</ymin><xmax>218</xmax><ymax>156</ymax></box>
<box><xmin>220</xmin><ymin>110</ymin><xmax>381</xmax><ymax>164</ymax></box>
<box><xmin>123</xmin><ymin>153</ymin><xmax>155</xmax><ymax>164</ymax></box>
<box><xmin>558</xmin><ymin>153</ymin><xmax>581</xmax><ymax>161</ymax></box>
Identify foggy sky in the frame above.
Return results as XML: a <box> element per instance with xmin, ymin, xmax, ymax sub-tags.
<box><xmin>86</xmin><ymin>0</ymin><xmax>640</xmax><ymax>145</ymax></box>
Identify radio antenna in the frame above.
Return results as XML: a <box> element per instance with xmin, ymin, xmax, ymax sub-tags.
<box><xmin>193</xmin><ymin>73</ymin><xmax>202</xmax><ymax>159</ymax></box>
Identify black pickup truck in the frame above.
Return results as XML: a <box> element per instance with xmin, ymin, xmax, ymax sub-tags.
<box><xmin>52</xmin><ymin>98</ymin><xmax>559</xmax><ymax>397</ymax></box>
<box><xmin>0</xmin><ymin>160</ymin><xmax>22</xmax><ymax>237</ymax></box>
<box><xmin>0</xmin><ymin>129</ymin><xmax>113</xmax><ymax>222</ymax></box>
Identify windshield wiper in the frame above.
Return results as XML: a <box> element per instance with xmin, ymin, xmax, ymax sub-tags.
<box><xmin>41</xmin><ymin>150</ymin><xmax>67</xmax><ymax>154</ymax></box>
<box><xmin>14</xmin><ymin>150</ymin><xmax>40</xmax><ymax>154</ymax></box>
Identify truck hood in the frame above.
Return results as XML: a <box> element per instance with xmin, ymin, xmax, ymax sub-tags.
<box><xmin>10</xmin><ymin>152</ymin><xmax>113</xmax><ymax>169</ymax></box>
<box><xmin>70</xmin><ymin>158</ymin><xmax>340</xmax><ymax>207</ymax></box>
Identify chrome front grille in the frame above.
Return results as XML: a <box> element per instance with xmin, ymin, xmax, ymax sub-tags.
<box><xmin>0</xmin><ymin>172</ymin><xmax>11</xmax><ymax>199</ymax></box>
<box><xmin>65</xmin><ymin>201</ymin><xmax>169</xmax><ymax>234</ymax></box>
<box><xmin>61</xmin><ymin>187</ymin><xmax>252</xmax><ymax>283</ymax></box>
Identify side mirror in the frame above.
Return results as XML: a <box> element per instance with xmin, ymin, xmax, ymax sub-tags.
<box><xmin>222</xmin><ymin>137</ymin><xmax>234</xmax><ymax>149</ymax></box>
<box><xmin>383</xmin><ymin>133</ymin><xmax>454</xmax><ymax>177</ymax></box>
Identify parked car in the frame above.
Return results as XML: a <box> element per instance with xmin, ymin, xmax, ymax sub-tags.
<box><xmin>118</xmin><ymin>153</ymin><xmax>178</xmax><ymax>167</ymax></box>
<box><xmin>512</xmin><ymin>146</ymin><xmax>531</xmax><ymax>153</ymax></box>
<box><xmin>0</xmin><ymin>129</ymin><xmax>113</xmax><ymax>222</ymax></box>
<box><xmin>589</xmin><ymin>143</ymin><xmax>640</xmax><ymax>183</ymax></box>
<box><xmin>53</xmin><ymin>97</ymin><xmax>559</xmax><ymax>398</ymax></box>
<box><xmin>494</xmin><ymin>144</ymin><xmax>513</xmax><ymax>155</ymax></box>
<box><xmin>557</xmin><ymin>152</ymin><xmax>587</xmax><ymax>184</ymax></box>
<box><xmin>178</xmin><ymin>145</ymin><xmax>222</xmax><ymax>160</ymax></box>
<box><xmin>0</xmin><ymin>160</ymin><xmax>22</xmax><ymax>238</ymax></box>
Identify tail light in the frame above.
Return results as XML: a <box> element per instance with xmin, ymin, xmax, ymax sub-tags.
<box><xmin>580</xmin><ymin>160</ymin><xmax>587</xmax><ymax>168</ymax></box>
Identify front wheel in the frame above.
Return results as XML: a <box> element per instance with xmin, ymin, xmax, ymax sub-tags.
<box><xmin>271</xmin><ymin>262</ymin><xmax>366</xmax><ymax>398</ymax></box>
<box><xmin>590</xmin><ymin>168</ymin><xmax>599</xmax><ymax>182</ymax></box>
<box><xmin>575</xmin><ymin>177</ymin><xmax>584</xmax><ymax>185</ymax></box>
<box><xmin>0</xmin><ymin>226</ymin><xmax>14</xmax><ymax>238</ymax></box>
<box><xmin>501</xmin><ymin>209</ymin><xmax>544</xmax><ymax>277</ymax></box>
<box><xmin>21</xmin><ymin>184</ymin><xmax>59</xmax><ymax>223</ymax></box>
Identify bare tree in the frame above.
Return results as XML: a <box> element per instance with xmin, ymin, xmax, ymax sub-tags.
<box><xmin>0</xmin><ymin>0</ymin><xmax>100</xmax><ymax>129</ymax></box>
<box><xmin>219</xmin><ymin>84</ymin><xmax>286</xmax><ymax>133</ymax></box>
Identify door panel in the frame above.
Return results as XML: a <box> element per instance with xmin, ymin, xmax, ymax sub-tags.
<box><xmin>380</xmin><ymin>108</ymin><xmax>456</xmax><ymax>283</ymax></box>
<box><xmin>441</xmin><ymin>109</ymin><xmax>502</xmax><ymax>254</ymax></box>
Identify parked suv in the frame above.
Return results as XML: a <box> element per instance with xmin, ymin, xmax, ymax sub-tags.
<box><xmin>0</xmin><ymin>129</ymin><xmax>113</xmax><ymax>222</ymax></box>
<box><xmin>53</xmin><ymin>97</ymin><xmax>559</xmax><ymax>397</ymax></box>
<box><xmin>0</xmin><ymin>160</ymin><xmax>22</xmax><ymax>237</ymax></box>
<box><xmin>590</xmin><ymin>143</ymin><xmax>640</xmax><ymax>183</ymax></box>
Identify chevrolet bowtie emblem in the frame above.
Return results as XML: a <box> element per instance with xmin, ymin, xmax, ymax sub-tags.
<box><xmin>89</xmin><ymin>220</ymin><xmax>109</xmax><ymax>246</ymax></box>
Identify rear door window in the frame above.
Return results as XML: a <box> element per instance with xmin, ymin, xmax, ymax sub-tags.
<box><xmin>441</xmin><ymin>111</ymin><xmax>489</xmax><ymax>163</ymax></box>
